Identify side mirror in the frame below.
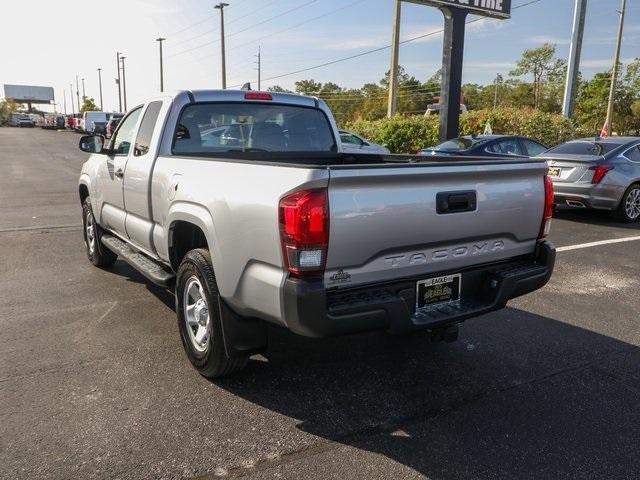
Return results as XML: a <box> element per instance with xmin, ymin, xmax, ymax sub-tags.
<box><xmin>79</xmin><ymin>134</ymin><xmax>106</xmax><ymax>154</ymax></box>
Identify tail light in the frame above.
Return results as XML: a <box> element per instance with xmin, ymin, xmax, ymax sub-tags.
<box><xmin>539</xmin><ymin>175</ymin><xmax>554</xmax><ymax>239</ymax></box>
<box><xmin>279</xmin><ymin>188</ymin><xmax>329</xmax><ymax>276</ymax></box>
<box><xmin>589</xmin><ymin>165</ymin><xmax>613</xmax><ymax>184</ymax></box>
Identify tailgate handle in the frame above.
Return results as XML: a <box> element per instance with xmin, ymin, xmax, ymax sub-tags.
<box><xmin>436</xmin><ymin>191</ymin><xmax>477</xmax><ymax>214</ymax></box>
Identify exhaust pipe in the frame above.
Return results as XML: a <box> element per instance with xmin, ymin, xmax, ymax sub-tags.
<box><xmin>566</xmin><ymin>200</ymin><xmax>586</xmax><ymax>208</ymax></box>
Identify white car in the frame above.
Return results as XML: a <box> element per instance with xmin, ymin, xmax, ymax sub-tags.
<box><xmin>339</xmin><ymin>130</ymin><xmax>390</xmax><ymax>154</ymax></box>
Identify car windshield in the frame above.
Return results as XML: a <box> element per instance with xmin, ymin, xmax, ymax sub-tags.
<box><xmin>546</xmin><ymin>141</ymin><xmax>620</xmax><ymax>156</ymax></box>
<box><xmin>173</xmin><ymin>103</ymin><xmax>337</xmax><ymax>155</ymax></box>
<box><xmin>429</xmin><ymin>137</ymin><xmax>479</xmax><ymax>152</ymax></box>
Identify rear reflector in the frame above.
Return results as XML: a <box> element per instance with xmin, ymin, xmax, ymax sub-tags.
<box><xmin>539</xmin><ymin>175</ymin><xmax>554</xmax><ymax>239</ymax></box>
<box><xmin>279</xmin><ymin>188</ymin><xmax>329</xmax><ymax>276</ymax></box>
<box><xmin>244</xmin><ymin>91</ymin><xmax>273</xmax><ymax>100</ymax></box>
<box><xmin>589</xmin><ymin>165</ymin><xmax>613</xmax><ymax>184</ymax></box>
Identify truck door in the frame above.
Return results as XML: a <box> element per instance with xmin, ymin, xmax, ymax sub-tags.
<box><xmin>95</xmin><ymin>106</ymin><xmax>142</xmax><ymax>236</ymax></box>
<box><xmin>122</xmin><ymin>100</ymin><xmax>165</xmax><ymax>255</ymax></box>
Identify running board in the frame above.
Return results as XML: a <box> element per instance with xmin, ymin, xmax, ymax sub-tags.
<box><xmin>101</xmin><ymin>235</ymin><xmax>175</xmax><ymax>287</ymax></box>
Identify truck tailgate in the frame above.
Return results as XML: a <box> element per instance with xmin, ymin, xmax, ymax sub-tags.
<box><xmin>325</xmin><ymin>160</ymin><xmax>548</xmax><ymax>288</ymax></box>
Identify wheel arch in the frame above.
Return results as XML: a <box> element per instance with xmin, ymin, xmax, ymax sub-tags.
<box><xmin>167</xmin><ymin>203</ymin><xmax>222</xmax><ymax>278</ymax></box>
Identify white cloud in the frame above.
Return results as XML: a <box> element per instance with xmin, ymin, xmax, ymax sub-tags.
<box><xmin>528</xmin><ymin>35</ymin><xmax>570</xmax><ymax>45</ymax></box>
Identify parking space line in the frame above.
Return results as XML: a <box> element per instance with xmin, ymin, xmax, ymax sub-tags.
<box><xmin>557</xmin><ymin>235</ymin><xmax>640</xmax><ymax>252</ymax></box>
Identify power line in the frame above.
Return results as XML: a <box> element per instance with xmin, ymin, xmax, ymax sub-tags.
<box><xmin>169</xmin><ymin>0</ymin><xmax>282</xmax><ymax>49</ymax></box>
<box><xmin>166</xmin><ymin>0</ymin><xmax>255</xmax><ymax>39</ymax></box>
<box><xmin>168</xmin><ymin>0</ymin><xmax>319</xmax><ymax>59</ymax></box>
<box><xmin>228</xmin><ymin>0</ymin><xmax>545</xmax><ymax>89</ymax></box>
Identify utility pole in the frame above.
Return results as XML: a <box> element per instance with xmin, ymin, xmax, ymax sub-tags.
<box><xmin>604</xmin><ymin>0</ymin><xmax>626</xmax><ymax>136</ymax></box>
<box><xmin>116</xmin><ymin>52</ymin><xmax>123</xmax><ymax>112</ymax></box>
<box><xmin>214</xmin><ymin>2</ymin><xmax>229</xmax><ymax>89</ymax></box>
<box><xmin>70</xmin><ymin>84</ymin><xmax>75</xmax><ymax>117</ymax></box>
<box><xmin>81</xmin><ymin>77</ymin><xmax>86</xmax><ymax>99</ymax></box>
<box><xmin>255</xmin><ymin>46</ymin><xmax>261</xmax><ymax>90</ymax></box>
<box><xmin>121</xmin><ymin>56</ymin><xmax>128</xmax><ymax>111</ymax></box>
<box><xmin>562</xmin><ymin>0</ymin><xmax>587</xmax><ymax>117</ymax></box>
<box><xmin>97</xmin><ymin>68</ymin><xmax>104</xmax><ymax>111</ymax></box>
<box><xmin>493</xmin><ymin>73</ymin><xmax>503</xmax><ymax>109</ymax></box>
<box><xmin>63</xmin><ymin>90</ymin><xmax>67</xmax><ymax>115</ymax></box>
<box><xmin>156</xmin><ymin>37</ymin><xmax>166</xmax><ymax>92</ymax></box>
<box><xmin>387</xmin><ymin>0</ymin><xmax>402</xmax><ymax>117</ymax></box>
<box><xmin>75</xmin><ymin>75</ymin><xmax>81</xmax><ymax>112</ymax></box>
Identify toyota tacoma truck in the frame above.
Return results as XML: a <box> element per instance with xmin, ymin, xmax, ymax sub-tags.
<box><xmin>78</xmin><ymin>90</ymin><xmax>555</xmax><ymax>378</ymax></box>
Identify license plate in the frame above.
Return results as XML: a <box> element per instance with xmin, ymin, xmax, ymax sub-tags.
<box><xmin>548</xmin><ymin>167</ymin><xmax>561</xmax><ymax>177</ymax></box>
<box><xmin>416</xmin><ymin>274</ymin><xmax>461</xmax><ymax>309</ymax></box>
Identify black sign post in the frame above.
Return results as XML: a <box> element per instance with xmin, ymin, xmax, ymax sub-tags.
<box><xmin>395</xmin><ymin>0</ymin><xmax>511</xmax><ymax>141</ymax></box>
<box><xmin>439</xmin><ymin>6</ymin><xmax>468</xmax><ymax>142</ymax></box>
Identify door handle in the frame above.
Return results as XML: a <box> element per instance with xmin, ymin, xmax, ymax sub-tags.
<box><xmin>436</xmin><ymin>191</ymin><xmax>477</xmax><ymax>214</ymax></box>
<box><xmin>115</xmin><ymin>169</ymin><xmax>124</xmax><ymax>178</ymax></box>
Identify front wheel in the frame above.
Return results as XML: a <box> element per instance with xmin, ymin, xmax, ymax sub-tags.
<box><xmin>82</xmin><ymin>197</ymin><xmax>117</xmax><ymax>267</ymax></box>
<box><xmin>614</xmin><ymin>184</ymin><xmax>640</xmax><ymax>223</ymax></box>
<box><xmin>176</xmin><ymin>249</ymin><xmax>249</xmax><ymax>378</ymax></box>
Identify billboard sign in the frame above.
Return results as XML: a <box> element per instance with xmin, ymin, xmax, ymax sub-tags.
<box><xmin>3</xmin><ymin>85</ymin><xmax>54</xmax><ymax>103</ymax></box>
<box><xmin>404</xmin><ymin>0</ymin><xmax>511</xmax><ymax>19</ymax></box>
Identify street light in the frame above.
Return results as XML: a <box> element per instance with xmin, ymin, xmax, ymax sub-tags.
<box><xmin>156</xmin><ymin>37</ymin><xmax>166</xmax><ymax>92</ymax></box>
<box><xmin>120</xmin><ymin>56</ymin><xmax>128</xmax><ymax>111</ymax></box>
<box><xmin>214</xmin><ymin>3</ymin><xmax>229</xmax><ymax>89</ymax></box>
<box><xmin>97</xmin><ymin>68</ymin><xmax>104</xmax><ymax>111</ymax></box>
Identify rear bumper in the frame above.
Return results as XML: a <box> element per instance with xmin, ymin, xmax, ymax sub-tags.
<box><xmin>282</xmin><ymin>241</ymin><xmax>556</xmax><ymax>338</ymax></box>
<box><xmin>553</xmin><ymin>182</ymin><xmax>624</xmax><ymax>210</ymax></box>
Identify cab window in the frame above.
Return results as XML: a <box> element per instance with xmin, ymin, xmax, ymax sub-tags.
<box><xmin>134</xmin><ymin>102</ymin><xmax>163</xmax><ymax>157</ymax></box>
<box><xmin>111</xmin><ymin>107</ymin><xmax>143</xmax><ymax>156</ymax></box>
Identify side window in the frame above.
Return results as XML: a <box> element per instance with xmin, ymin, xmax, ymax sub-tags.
<box><xmin>134</xmin><ymin>101</ymin><xmax>163</xmax><ymax>157</ymax></box>
<box><xmin>488</xmin><ymin>139</ymin><xmax>525</xmax><ymax>156</ymax></box>
<box><xmin>522</xmin><ymin>139</ymin><xmax>547</xmax><ymax>157</ymax></box>
<box><xmin>625</xmin><ymin>146</ymin><xmax>640</xmax><ymax>163</ymax></box>
<box><xmin>340</xmin><ymin>133</ymin><xmax>363</xmax><ymax>146</ymax></box>
<box><xmin>111</xmin><ymin>107</ymin><xmax>142</xmax><ymax>156</ymax></box>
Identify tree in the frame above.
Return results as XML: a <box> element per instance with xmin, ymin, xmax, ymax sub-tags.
<box><xmin>294</xmin><ymin>79</ymin><xmax>322</xmax><ymax>95</ymax></box>
<box><xmin>80</xmin><ymin>97</ymin><xmax>99</xmax><ymax>114</ymax></box>
<box><xmin>0</xmin><ymin>99</ymin><xmax>20</xmax><ymax>124</ymax></box>
<box><xmin>510</xmin><ymin>43</ymin><xmax>564</xmax><ymax>109</ymax></box>
<box><xmin>267</xmin><ymin>85</ymin><xmax>292</xmax><ymax>93</ymax></box>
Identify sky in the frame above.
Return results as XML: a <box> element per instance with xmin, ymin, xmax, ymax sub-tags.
<box><xmin>1</xmin><ymin>0</ymin><xmax>638</xmax><ymax>113</ymax></box>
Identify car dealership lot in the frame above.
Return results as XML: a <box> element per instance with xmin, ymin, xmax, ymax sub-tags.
<box><xmin>1</xmin><ymin>128</ymin><xmax>639</xmax><ymax>480</ymax></box>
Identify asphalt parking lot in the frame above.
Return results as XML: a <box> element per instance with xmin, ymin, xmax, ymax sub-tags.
<box><xmin>1</xmin><ymin>127</ymin><xmax>639</xmax><ymax>480</ymax></box>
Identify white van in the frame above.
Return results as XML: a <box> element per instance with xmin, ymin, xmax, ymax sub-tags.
<box><xmin>80</xmin><ymin>111</ymin><xmax>111</xmax><ymax>133</ymax></box>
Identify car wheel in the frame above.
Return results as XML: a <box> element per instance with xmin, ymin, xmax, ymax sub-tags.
<box><xmin>176</xmin><ymin>248</ymin><xmax>249</xmax><ymax>378</ymax></box>
<box><xmin>614</xmin><ymin>184</ymin><xmax>640</xmax><ymax>223</ymax></box>
<box><xmin>82</xmin><ymin>197</ymin><xmax>117</xmax><ymax>267</ymax></box>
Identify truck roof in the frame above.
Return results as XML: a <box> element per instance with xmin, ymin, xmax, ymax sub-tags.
<box><xmin>173</xmin><ymin>89</ymin><xmax>320</xmax><ymax>109</ymax></box>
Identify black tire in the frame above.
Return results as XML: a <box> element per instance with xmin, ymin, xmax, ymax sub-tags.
<box><xmin>613</xmin><ymin>184</ymin><xmax>640</xmax><ymax>223</ymax></box>
<box><xmin>176</xmin><ymin>248</ymin><xmax>249</xmax><ymax>378</ymax></box>
<box><xmin>82</xmin><ymin>197</ymin><xmax>117</xmax><ymax>267</ymax></box>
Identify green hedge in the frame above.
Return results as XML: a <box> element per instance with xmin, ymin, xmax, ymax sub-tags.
<box><xmin>344</xmin><ymin>107</ymin><xmax>577</xmax><ymax>154</ymax></box>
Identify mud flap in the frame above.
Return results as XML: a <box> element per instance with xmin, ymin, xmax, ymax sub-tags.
<box><xmin>219</xmin><ymin>300</ymin><xmax>268</xmax><ymax>358</ymax></box>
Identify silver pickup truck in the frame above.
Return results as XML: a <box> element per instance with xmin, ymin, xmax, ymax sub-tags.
<box><xmin>78</xmin><ymin>90</ymin><xmax>555</xmax><ymax>378</ymax></box>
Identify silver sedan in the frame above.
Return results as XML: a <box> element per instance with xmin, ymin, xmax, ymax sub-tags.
<box><xmin>339</xmin><ymin>130</ymin><xmax>390</xmax><ymax>154</ymax></box>
<box><xmin>538</xmin><ymin>137</ymin><xmax>640</xmax><ymax>222</ymax></box>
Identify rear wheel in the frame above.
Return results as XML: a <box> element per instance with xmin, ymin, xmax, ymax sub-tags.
<box><xmin>176</xmin><ymin>248</ymin><xmax>249</xmax><ymax>378</ymax></box>
<box><xmin>614</xmin><ymin>184</ymin><xmax>640</xmax><ymax>222</ymax></box>
<box><xmin>82</xmin><ymin>197</ymin><xmax>117</xmax><ymax>267</ymax></box>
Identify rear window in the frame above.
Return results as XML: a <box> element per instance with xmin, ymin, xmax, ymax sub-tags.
<box><xmin>546</xmin><ymin>141</ymin><xmax>620</xmax><ymax>156</ymax></box>
<box><xmin>431</xmin><ymin>137</ymin><xmax>478</xmax><ymax>152</ymax></box>
<box><xmin>172</xmin><ymin>103</ymin><xmax>337</xmax><ymax>155</ymax></box>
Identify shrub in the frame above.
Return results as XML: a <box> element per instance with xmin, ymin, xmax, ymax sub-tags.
<box><xmin>344</xmin><ymin>107</ymin><xmax>577</xmax><ymax>154</ymax></box>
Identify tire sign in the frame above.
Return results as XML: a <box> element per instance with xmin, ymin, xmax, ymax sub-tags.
<box><xmin>404</xmin><ymin>0</ymin><xmax>512</xmax><ymax>19</ymax></box>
